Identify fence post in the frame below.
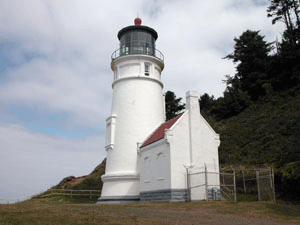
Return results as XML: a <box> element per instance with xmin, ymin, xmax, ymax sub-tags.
<box><xmin>242</xmin><ymin>170</ymin><xmax>246</xmax><ymax>193</ymax></box>
<box><xmin>205</xmin><ymin>164</ymin><xmax>208</xmax><ymax>201</ymax></box>
<box><xmin>271</xmin><ymin>167</ymin><xmax>276</xmax><ymax>203</ymax></box>
<box><xmin>233</xmin><ymin>168</ymin><xmax>237</xmax><ymax>202</ymax></box>
<box><xmin>183</xmin><ymin>165</ymin><xmax>191</xmax><ymax>202</ymax></box>
<box><xmin>256</xmin><ymin>171</ymin><xmax>261</xmax><ymax>201</ymax></box>
<box><xmin>71</xmin><ymin>190</ymin><xmax>72</xmax><ymax>198</ymax></box>
<box><xmin>269</xmin><ymin>167</ymin><xmax>273</xmax><ymax>189</ymax></box>
<box><xmin>187</xmin><ymin>172</ymin><xmax>191</xmax><ymax>202</ymax></box>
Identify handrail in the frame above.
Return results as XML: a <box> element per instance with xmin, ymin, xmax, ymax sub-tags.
<box><xmin>111</xmin><ymin>47</ymin><xmax>164</xmax><ymax>62</ymax></box>
<box><xmin>39</xmin><ymin>189</ymin><xmax>101</xmax><ymax>199</ymax></box>
<box><xmin>50</xmin><ymin>189</ymin><xmax>101</xmax><ymax>192</ymax></box>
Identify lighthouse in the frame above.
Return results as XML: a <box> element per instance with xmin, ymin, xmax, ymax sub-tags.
<box><xmin>98</xmin><ymin>18</ymin><xmax>221</xmax><ymax>203</ymax></box>
<box><xmin>98</xmin><ymin>18</ymin><xmax>165</xmax><ymax>203</ymax></box>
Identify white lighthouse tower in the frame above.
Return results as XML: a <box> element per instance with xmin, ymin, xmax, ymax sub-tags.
<box><xmin>98</xmin><ymin>18</ymin><xmax>165</xmax><ymax>203</ymax></box>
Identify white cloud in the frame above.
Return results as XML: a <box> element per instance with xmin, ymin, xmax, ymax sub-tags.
<box><xmin>0</xmin><ymin>124</ymin><xmax>104</xmax><ymax>202</ymax></box>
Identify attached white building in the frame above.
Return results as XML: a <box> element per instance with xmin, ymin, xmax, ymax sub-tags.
<box><xmin>139</xmin><ymin>91</ymin><xmax>220</xmax><ymax>202</ymax></box>
<box><xmin>98</xmin><ymin>18</ymin><xmax>220</xmax><ymax>203</ymax></box>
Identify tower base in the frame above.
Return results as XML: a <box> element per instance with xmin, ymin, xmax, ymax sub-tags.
<box><xmin>97</xmin><ymin>173</ymin><xmax>140</xmax><ymax>204</ymax></box>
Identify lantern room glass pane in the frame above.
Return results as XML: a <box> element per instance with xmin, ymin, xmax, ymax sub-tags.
<box><xmin>132</xmin><ymin>32</ymin><xmax>138</xmax><ymax>41</ymax></box>
<box><xmin>119</xmin><ymin>30</ymin><xmax>155</xmax><ymax>56</ymax></box>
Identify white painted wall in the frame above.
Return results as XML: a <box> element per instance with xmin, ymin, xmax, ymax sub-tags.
<box><xmin>167</xmin><ymin>113</ymin><xmax>190</xmax><ymax>190</ymax></box>
<box><xmin>185</xmin><ymin>91</ymin><xmax>220</xmax><ymax>201</ymax></box>
<box><xmin>139</xmin><ymin>139</ymin><xmax>171</xmax><ymax>192</ymax></box>
<box><xmin>101</xmin><ymin>55</ymin><xmax>165</xmax><ymax>199</ymax></box>
<box><xmin>189</xmin><ymin>163</ymin><xmax>220</xmax><ymax>201</ymax></box>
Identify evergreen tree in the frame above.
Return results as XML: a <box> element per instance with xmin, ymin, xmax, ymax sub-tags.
<box><xmin>199</xmin><ymin>93</ymin><xmax>215</xmax><ymax>111</ymax></box>
<box><xmin>267</xmin><ymin>0</ymin><xmax>300</xmax><ymax>45</ymax></box>
<box><xmin>267</xmin><ymin>0</ymin><xmax>300</xmax><ymax>90</ymax></box>
<box><xmin>211</xmin><ymin>76</ymin><xmax>251</xmax><ymax>120</ymax></box>
<box><xmin>225</xmin><ymin>30</ymin><xmax>273</xmax><ymax>100</ymax></box>
<box><xmin>165</xmin><ymin>91</ymin><xmax>185</xmax><ymax>120</ymax></box>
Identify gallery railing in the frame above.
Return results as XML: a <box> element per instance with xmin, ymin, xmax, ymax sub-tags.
<box><xmin>111</xmin><ymin>46</ymin><xmax>164</xmax><ymax>62</ymax></box>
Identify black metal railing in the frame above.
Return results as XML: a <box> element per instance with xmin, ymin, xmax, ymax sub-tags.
<box><xmin>111</xmin><ymin>46</ymin><xmax>164</xmax><ymax>62</ymax></box>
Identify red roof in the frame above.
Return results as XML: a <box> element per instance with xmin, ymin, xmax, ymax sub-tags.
<box><xmin>141</xmin><ymin>114</ymin><xmax>183</xmax><ymax>148</ymax></box>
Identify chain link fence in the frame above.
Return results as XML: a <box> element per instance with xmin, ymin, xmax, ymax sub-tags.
<box><xmin>220</xmin><ymin>166</ymin><xmax>275</xmax><ymax>202</ymax></box>
<box><xmin>188</xmin><ymin>165</ymin><xmax>275</xmax><ymax>202</ymax></box>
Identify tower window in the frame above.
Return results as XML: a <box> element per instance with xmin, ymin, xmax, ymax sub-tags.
<box><xmin>144</xmin><ymin>63</ymin><xmax>150</xmax><ymax>76</ymax></box>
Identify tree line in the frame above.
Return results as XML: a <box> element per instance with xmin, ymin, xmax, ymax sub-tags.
<box><xmin>199</xmin><ymin>0</ymin><xmax>300</xmax><ymax>120</ymax></box>
<box><xmin>167</xmin><ymin>0</ymin><xmax>300</xmax><ymax>121</ymax></box>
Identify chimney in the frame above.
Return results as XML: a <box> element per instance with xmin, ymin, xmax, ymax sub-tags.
<box><xmin>185</xmin><ymin>90</ymin><xmax>200</xmax><ymax>165</ymax></box>
<box><xmin>186</xmin><ymin>90</ymin><xmax>200</xmax><ymax>113</ymax></box>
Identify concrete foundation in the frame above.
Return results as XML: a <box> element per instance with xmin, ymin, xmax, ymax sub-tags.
<box><xmin>140</xmin><ymin>189</ymin><xmax>187</xmax><ymax>202</ymax></box>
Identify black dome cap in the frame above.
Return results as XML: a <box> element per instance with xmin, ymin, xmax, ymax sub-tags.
<box><xmin>117</xmin><ymin>25</ymin><xmax>158</xmax><ymax>40</ymax></box>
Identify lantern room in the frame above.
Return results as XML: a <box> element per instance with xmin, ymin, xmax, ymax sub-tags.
<box><xmin>111</xmin><ymin>17</ymin><xmax>164</xmax><ymax>61</ymax></box>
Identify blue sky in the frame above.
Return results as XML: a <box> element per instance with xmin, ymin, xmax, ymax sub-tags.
<box><xmin>0</xmin><ymin>0</ymin><xmax>284</xmax><ymax>203</ymax></box>
<box><xmin>0</xmin><ymin>45</ymin><xmax>13</xmax><ymax>74</ymax></box>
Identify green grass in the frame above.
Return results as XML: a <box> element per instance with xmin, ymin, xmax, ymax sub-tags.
<box><xmin>36</xmin><ymin>195</ymin><xmax>100</xmax><ymax>204</ymax></box>
<box><xmin>237</xmin><ymin>193</ymin><xmax>258</xmax><ymax>202</ymax></box>
<box><xmin>0</xmin><ymin>198</ymin><xmax>299</xmax><ymax>225</ymax></box>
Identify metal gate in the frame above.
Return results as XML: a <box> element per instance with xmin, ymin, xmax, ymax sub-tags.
<box><xmin>187</xmin><ymin>165</ymin><xmax>276</xmax><ymax>202</ymax></box>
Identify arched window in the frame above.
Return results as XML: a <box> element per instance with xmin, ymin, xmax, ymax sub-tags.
<box><xmin>157</xmin><ymin>152</ymin><xmax>164</xmax><ymax>160</ymax></box>
<box><xmin>144</xmin><ymin>156</ymin><xmax>151</xmax><ymax>164</ymax></box>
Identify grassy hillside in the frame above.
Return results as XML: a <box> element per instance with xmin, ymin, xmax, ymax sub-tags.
<box><xmin>54</xmin><ymin>158</ymin><xmax>106</xmax><ymax>191</ymax></box>
<box><xmin>35</xmin><ymin>158</ymin><xmax>106</xmax><ymax>202</ymax></box>
<box><xmin>205</xmin><ymin>85</ymin><xmax>300</xmax><ymax>202</ymax></box>
<box><xmin>215</xmin><ymin>86</ymin><xmax>300</xmax><ymax>166</ymax></box>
